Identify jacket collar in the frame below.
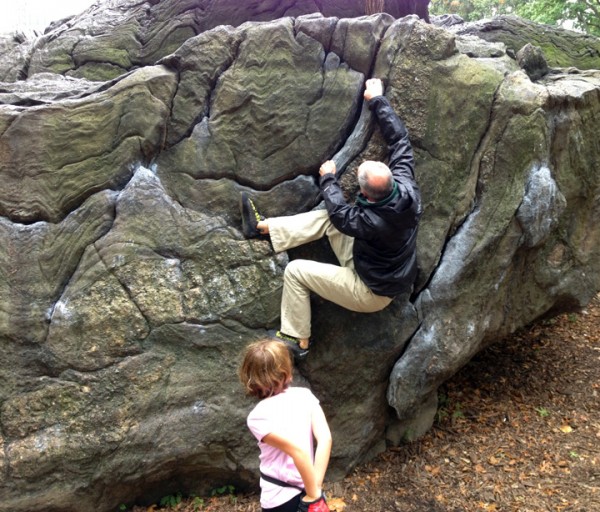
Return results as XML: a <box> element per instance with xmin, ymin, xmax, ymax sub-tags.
<box><xmin>356</xmin><ymin>180</ymin><xmax>399</xmax><ymax>207</ymax></box>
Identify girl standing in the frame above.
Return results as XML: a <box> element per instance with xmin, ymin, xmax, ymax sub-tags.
<box><xmin>239</xmin><ymin>340</ymin><xmax>332</xmax><ymax>512</ymax></box>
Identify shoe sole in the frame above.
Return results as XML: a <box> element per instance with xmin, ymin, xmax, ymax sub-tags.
<box><xmin>268</xmin><ymin>329</ymin><xmax>310</xmax><ymax>361</ymax></box>
<box><xmin>283</xmin><ymin>340</ymin><xmax>309</xmax><ymax>360</ymax></box>
<box><xmin>240</xmin><ymin>193</ymin><xmax>260</xmax><ymax>238</ymax></box>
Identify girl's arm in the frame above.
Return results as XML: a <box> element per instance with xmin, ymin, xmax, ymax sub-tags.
<box><xmin>261</xmin><ymin>433</ymin><xmax>321</xmax><ymax>501</ymax></box>
<box><xmin>311</xmin><ymin>404</ymin><xmax>332</xmax><ymax>490</ymax></box>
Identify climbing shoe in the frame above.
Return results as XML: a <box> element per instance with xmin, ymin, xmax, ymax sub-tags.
<box><xmin>269</xmin><ymin>329</ymin><xmax>310</xmax><ymax>361</ymax></box>
<box><xmin>240</xmin><ymin>192</ymin><xmax>265</xmax><ymax>239</ymax></box>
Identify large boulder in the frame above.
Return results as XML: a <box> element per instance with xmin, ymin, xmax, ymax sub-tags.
<box><xmin>448</xmin><ymin>14</ymin><xmax>600</xmax><ymax>70</ymax></box>
<box><xmin>1</xmin><ymin>0</ymin><xmax>431</xmax><ymax>82</ymax></box>
<box><xmin>0</xmin><ymin>3</ymin><xmax>599</xmax><ymax>512</ymax></box>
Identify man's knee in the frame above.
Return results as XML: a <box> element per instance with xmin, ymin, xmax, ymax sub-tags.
<box><xmin>284</xmin><ymin>259</ymin><xmax>306</xmax><ymax>283</ymax></box>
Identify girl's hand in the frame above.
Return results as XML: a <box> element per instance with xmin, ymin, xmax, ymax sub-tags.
<box><xmin>301</xmin><ymin>489</ymin><xmax>322</xmax><ymax>502</ymax></box>
<box><xmin>298</xmin><ymin>493</ymin><xmax>330</xmax><ymax>512</ymax></box>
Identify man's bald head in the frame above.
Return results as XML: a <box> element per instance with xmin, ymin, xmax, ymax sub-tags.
<box><xmin>357</xmin><ymin>161</ymin><xmax>394</xmax><ymax>201</ymax></box>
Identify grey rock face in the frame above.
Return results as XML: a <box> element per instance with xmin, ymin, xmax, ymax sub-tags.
<box><xmin>1</xmin><ymin>4</ymin><xmax>599</xmax><ymax>512</ymax></box>
<box><xmin>1</xmin><ymin>0</ymin><xmax>430</xmax><ymax>82</ymax></box>
<box><xmin>0</xmin><ymin>33</ymin><xmax>32</xmax><ymax>82</ymax></box>
<box><xmin>452</xmin><ymin>15</ymin><xmax>600</xmax><ymax>70</ymax></box>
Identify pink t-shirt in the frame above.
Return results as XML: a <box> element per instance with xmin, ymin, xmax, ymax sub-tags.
<box><xmin>247</xmin><ymin>386</ymin><xmax>319</xmax><ymax>509</ymax></box>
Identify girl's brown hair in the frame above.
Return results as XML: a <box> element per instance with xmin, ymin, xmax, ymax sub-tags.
<box><xmin>239</xmin><ymin>339</ymin><xmax>293</xmax><ymax>399</ymax></box>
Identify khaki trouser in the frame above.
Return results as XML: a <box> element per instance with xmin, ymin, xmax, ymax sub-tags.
<box><xmin>268</xmin><ymin>209</ymin><xmax>393</xmax><ymax>339</ymax></box>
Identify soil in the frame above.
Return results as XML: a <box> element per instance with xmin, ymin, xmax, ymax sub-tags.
<box><xmin>148</xmin><ymin>294</ymin><xmax>600</xmax><ymax>512</ymax></box>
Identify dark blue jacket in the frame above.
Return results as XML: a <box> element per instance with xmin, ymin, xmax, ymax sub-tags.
<box><xmin>320</xmin><ymin>95</ymin><xmax>421</xmax><ymax>297</ymax></box>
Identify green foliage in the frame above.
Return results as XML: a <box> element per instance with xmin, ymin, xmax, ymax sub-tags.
<box><xmin>515</xmin><ymin>0</ymin><xmax>568</xmax><ymax>25</ymax></box>
<box><xmin>565</xmin><ymin>0</ymin><xmax>600</xmax><ymax>36</ymax></box>
<box><xmin>535</xmin><ymin>406</ymin><xmax>551</xmax><ymax>417</ymax></box>
<box><xmin>211</xmin><ymin>484</ymin><xmax>235</xmax><ymax>496</ymax></box>
<box><xmin>192</xmin><ymin>496</ymin><xmax>205</xmax><ymax>510</ymax></box>
<box><xmin>452</xmin><ymin>402</ymin><xmax>465</xmax><ymax>420</ymax></box>
<box><xmin>436</xmin><ymin>392</ymin><xmax>465</xmax><ymax>424</ymax></box>
<box><xmin>436</xmin><ymin>391</ymin><xmax>450</xmax><ymax>423</ymax></box>
<box><xmin>401</xmin><ymin>428</ymin><xmax>417</xmax><ymax>442</ymax></box>
<box><xmin>152</xmin><ymin>488</ymin><xmax>235</xmax><ymax>510</ymax></box>
<box><xmin>430</xmin><ymin>0</ymin><xmax>520</xmax><ymax>21</ymax></box>
<box><xmin>160</xmin><ymin>493</ymin><xmax>183</xmax><ymax>508</ymax></box>
<box><xmin>210</xmin><ymin>485</ymin><xmax>237</xmax><ymax>505</ymax></box>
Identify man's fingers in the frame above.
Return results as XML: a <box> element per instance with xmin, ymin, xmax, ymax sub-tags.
<box><xmin>364</xmin><ymin>78</ymin><xmax>383</xmax><ymax>100</ymax></box>
<box><xmin>319</xmin><ymin>160</ymin><xmax>336</xmax><ymax>175</ymax></box>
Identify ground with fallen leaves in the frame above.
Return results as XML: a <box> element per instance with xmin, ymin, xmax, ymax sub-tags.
<box><xmin>136</xmin><ymin>294</ymin><xmax>599</xmax><ymax>512</ymax></box>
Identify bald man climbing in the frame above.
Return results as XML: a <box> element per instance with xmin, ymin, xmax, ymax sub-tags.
<box><xmin>240</xmin><ymin>78</ymin><xmax>422</xmax><ymax>360</ymax></box>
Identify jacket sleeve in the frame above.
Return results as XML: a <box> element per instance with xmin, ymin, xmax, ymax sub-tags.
<box><xmin>368</xmin><ymin>95</ymin><xmax>416</xmax><ymax>184</ymax></box>
<box><xmin>320</xmin><ymin>173</ymin><xmax>376</xmax><ymax>239</ymax></box>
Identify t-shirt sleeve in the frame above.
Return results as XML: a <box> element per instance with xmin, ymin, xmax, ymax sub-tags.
<box><xmin>246</xmin><ymin>387</ymin><xmax>319</xmax><ymax>443</ymax></box>
<box><xmin>247</xmin><ymin>402</ymin><xmax>273</xmax><ymax>443</ymax></box>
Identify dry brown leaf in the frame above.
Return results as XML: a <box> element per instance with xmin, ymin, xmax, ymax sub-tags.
<box><xmin>327</xmin><ymin>497</ymin><xmax>347</xmax><ymax>511</ymax></box>
<box><xmin>425</xmin><ymin>464</ymin><xmax>442</xmax><ymax>476</ymax></box>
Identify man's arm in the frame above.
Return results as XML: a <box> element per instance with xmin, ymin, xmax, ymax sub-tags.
<box><xmin>366</xmin><ymin>79</ymin><xmax>416</xmax><ymax>182</ymax></box>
